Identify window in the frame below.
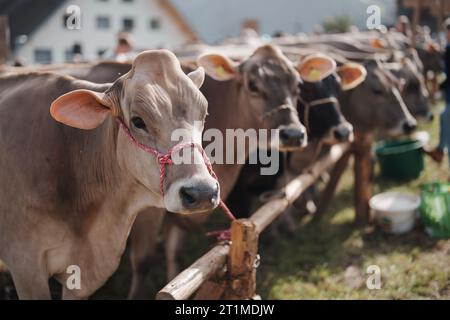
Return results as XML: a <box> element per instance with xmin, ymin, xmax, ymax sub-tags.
<box><xmin>122</xmin><ymin>18</ymin><xmax>135</xmax><ymax>31</ymax></box>
<box><xmin>62</xmin><ymin>13</ymin><xmax>70</xmax><ymax>28</ymax></box>
<box><xmin>97</xmin><ymin>48</ymin><xmax>108</xmax><ymax>59</ymax></box>
<box><xmin>64</xmin><ymin>43</ymin><xmax>83</xmax><ymax>62</ymax></box>
<box><xmin>64</xmin><ymin>49</ymin><xmax>74</xmax><ymax>62</ymax></box>
<box><xmin>150</xmin><ymin>18</ymin><xmax>160</xmax><ymax>30</ymax></box>
<box><xmin>96</xmin><ymin>16</ymin><xmax>110</xmax><ymax>29</ymax></box>
<box><xmin>34</xmin><ymin>49</ymin><xmax>52</xmax><ymax>64</ymax></box>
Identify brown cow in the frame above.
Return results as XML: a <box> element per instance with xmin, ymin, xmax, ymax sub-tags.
<box><xmin>126</xmin><ymin>46</ymin><xmax>342</xmax><ymax>299</ymax></box>
<box><xmin>0</xmin><ymin>50</ymin><xmax>219</xmax><ymax>299</ymax></box>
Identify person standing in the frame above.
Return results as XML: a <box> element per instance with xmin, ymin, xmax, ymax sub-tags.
<box><xmin>426</xmin><ymin>19</ymin><xmax>450</xmax><ymax>171</ymax></box>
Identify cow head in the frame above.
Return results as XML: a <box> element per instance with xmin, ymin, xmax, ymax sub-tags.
<box><xmin>385</xmin><ymin>58</ymin><xmax>432</xmax><ymax>122</ymax></box>
<box><xmin>416</xmin><ymin>41</ymin><xmax>444</xmax><ymax>74</ymax></box>
<box><xmin>296</xmin><ymin>54</ymin><xmax>366</xmax><ymax>144</ymax></box>
<box><xmin>340</xmin><ymin>59</ymin><xmax>417</xmax><ymax>137</ymax></box>
<box><xmin>197</xmin><ymin>45</ymin><xmax>307</xmax><ymax>151</ymax></box>
<box><xmin>50</xmin><ymin>50</ymin><xmax>220</xmax><ymax>214</ymax></box>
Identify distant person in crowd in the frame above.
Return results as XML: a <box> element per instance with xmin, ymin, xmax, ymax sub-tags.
<box><xmin>71</xmin><ymin>43</ymin><xmax>84</xmax><ymax>63</ymax></box>
<box><xmin>272</xmin><ymin>31</ymin><xmax>286</xmax><ymax>38</ymax></box>
<box><xmin>12</xmin><ymin>59</ymin><xmax>24</xmax><ymax>67</ymax></box>
<box><xmin>111</xmin><ymin>32</ymin><xmax>137</xmax><ymax>62</ymax></box>
<box><xmin>396</xmin><ymin>15</ymin><xmax>413</xmax><ymax>38</ymax></box>
<box><xmin>426</xmin><ymin>19</ymin><xmax>450</xmax><ymax>171</ymax></box>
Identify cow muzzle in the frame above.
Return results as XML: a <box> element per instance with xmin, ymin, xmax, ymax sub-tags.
<box><xmin>332</xmin><ymin>122</ymin><xmax>354</xmax><ymax>143</ymax></box>
<box><xmin>278</xmin><ymin>125</ymin><xmax>308</xmax><ymax>151</ymax></box>
<box><xmin>166</xmin><ymin>177</ymin><xmax>220</xmax><ymax>214</ymax></box>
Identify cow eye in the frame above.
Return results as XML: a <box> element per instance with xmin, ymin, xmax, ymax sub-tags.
<box><xmin>131</xmin><ymin>116</ymin><xmax>147</xmax><ymax>131</ymax></box>
<box><xmin>247</xmin><ymin>80</ymin><xmax>259</xmax><ymax>93</ymax></box>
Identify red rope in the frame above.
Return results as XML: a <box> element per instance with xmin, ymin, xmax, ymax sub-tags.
<box><xmin>116</xmin><ymin>118</ymin><xmax>236</xmax><ymax>240</ymax></box>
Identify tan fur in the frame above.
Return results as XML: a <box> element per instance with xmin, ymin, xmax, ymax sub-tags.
<box><xmin>0</xmin><ymin>50</ymin><xmax>212</xmax><ymax>299</ymax></box>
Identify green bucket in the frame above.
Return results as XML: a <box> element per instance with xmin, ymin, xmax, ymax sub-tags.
<box><xmin>420</xmin><ymin>183</ymin><xmax>450</xmax><ymax>238</ymax></box>
<box><xmin>375</xmin><ymin>139</ymin><xmax>424</xmax><ymax>181</ymax></box>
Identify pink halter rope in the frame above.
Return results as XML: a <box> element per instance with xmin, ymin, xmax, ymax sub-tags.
<box><xmin>115</xmin><ymin>118</ymin><xmax>236</xmax><ymax>227</ymax></box>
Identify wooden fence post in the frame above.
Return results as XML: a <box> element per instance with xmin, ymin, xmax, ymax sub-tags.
<box><xmin>353</xmin><ymin>131</ymin><xmax>373</xmax><ymax>225</ymax></box>
<box><xmin>223</xmin><ymin>219</ymin><xmax>259</xmax><ymax>300</ymax></box>
<box><xmin>0</xmin><ymin>16</ymin><xmax>9</xmax><ymax>65</ymax></box>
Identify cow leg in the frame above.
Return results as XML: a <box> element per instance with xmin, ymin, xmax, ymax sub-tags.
<box><xmin>164</xmin><ymin>222</ymin><xmax>186</xmax><ymax>282</ymax></box>
<box><xmin>128</xmin><ymin>208</ymin><xmax>165</xmax><ymax>300</ymax></box>
<box><xmin>10</xmin><ymin>266</ymin><xmax>50</xmax><ymax>300</ymax></box>
<box><xmin>314</xmin><ymin>147</ymin><xmax>352</xmax><ymax>220</ymax></box>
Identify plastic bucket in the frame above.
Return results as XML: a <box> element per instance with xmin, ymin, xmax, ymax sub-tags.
<box><xmin>370</xmin><ymin>192</ymin><xmax>421</xmax><ymax>234</ymax></box>
<box><xmin>375</xmin><ymin>139</ymin><xmax>424</xmax><ymax>181</ymax></box>
<box><xmin>420</xmin><ymin>183</ymin><xmax>450</xmax><ymax>238</ymax></box>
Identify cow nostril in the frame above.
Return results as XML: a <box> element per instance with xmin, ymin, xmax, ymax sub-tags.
<box><xmin>180</xmin><ymin>187</ymin><xmax>197</xmax><ymax>205</ymax></box>
<box><xmin>333</xmin><ymin>127</ymin><xmax>350</xmax><ymax>141</ymax></box>
<box><xmin>279</xmin><ymin>130</ymin><xmax>290</xmax><ymax>142</ymax></box>
<box><xmin>279</xmin><ymin>128</ymin><xmax>306</xmax><ymax>145</ymax></box>
<box><xmin>179</xmin><ymin>183</ymin><xmax>219</xmax><ymax>209</ymax></box>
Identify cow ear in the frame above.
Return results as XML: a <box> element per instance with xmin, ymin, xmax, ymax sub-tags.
<box><xmin>50</xmin><ymin>89</ymin><xmax>112</xmax><ymax>130</ymax></box>
<box><xmin>427</xmin><ymin>42</ymin><xmax>438</xmax><ymax>53</ymax></box>
<box><xmin>369</xmin><ymin>38</ymin><xmax>386</xmax><ymax>49</ymax></box>
<box><xmin>296</xmin><ymin>54</ymin><xmax>336</xmax><ymax>82</ymax></box>
<box><xmin>196</xmin><ymin>53</ymin><xmax>237</xmax><ymax>81</ymax></box>
<box><xmin>337</xmin><ymin>63</ymin><xmax>367</xmax><ymax>91</ymax></box>
<box><xmin>188</xmin><ymin>66</ymin><xmax>205</xmax><ymax>88</ymax></box>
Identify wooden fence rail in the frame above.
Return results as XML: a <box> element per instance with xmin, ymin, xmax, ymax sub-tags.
<box><xmin>156</xmin><ymin>143</ymin><xmax>350</xmax><ymax>300</ymax></box>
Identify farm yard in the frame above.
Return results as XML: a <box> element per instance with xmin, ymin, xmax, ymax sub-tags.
<box><xmin>0</xmin><ymin>0</ymin><xmax>450</xmax><ymax>304</ymax></box>
<box><xmin>86</xmin><ymin>107</ymin><xmax>449</xmax><ymax>300</ymax></box>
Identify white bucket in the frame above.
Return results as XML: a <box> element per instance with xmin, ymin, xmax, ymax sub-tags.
<box><xmin>369</xmin><ymin>192</ymin><xmax>421</xmax><ymax>234</ymax></box>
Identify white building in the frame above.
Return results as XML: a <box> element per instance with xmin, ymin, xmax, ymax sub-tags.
<box><xmin>12</xmin><ymin>0</ymin><xmax>197</xmax><ymax>64</ymax></box>
<box><xmin>4</xmin><ymin>0</ymin><xmax>397</xmax><ymax>65</ymax></box>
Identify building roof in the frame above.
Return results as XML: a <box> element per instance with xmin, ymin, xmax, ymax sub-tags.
<box><xmin>0</xmin><ymin>0</ymin><xmax>65</xmax><ymax>50</ymax></box>
<box><xmin>1</xmin><ymin>0</ymin><xmax>200</xmax><ymax>51</ymax></box>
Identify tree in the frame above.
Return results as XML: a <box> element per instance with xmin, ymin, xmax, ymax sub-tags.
<box><xmin>322</xmin><ymin>15</ymin><xmax>353</xmax><ymax>33</ymax></box>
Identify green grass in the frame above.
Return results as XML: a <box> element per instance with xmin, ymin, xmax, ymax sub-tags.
<box><xmin>257</xmin><ymin>102</ymin><xmax>450</xmax><ymax>300</ymax></box>
<box><xmin>1</xmin><ymin>104</ymin><xmax>450</xmax><ymax>300</ymax></box>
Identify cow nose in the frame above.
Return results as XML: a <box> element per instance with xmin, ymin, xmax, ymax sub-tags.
<box><xmin>179</xmin><ymin>182</ymin><xmax>219</xmax><ymax>211</ymax></box>
<box><xmin>403</xmin><ymin>121</ymin><xmax>417</xmax><ymax>134</ymax></box>
<box><xmin>333</xmin><ymin>125</ymin><xmax>352</xmax><ymax>142</ymax></box>
<box><xmin>279</xmin><ymin>127</ymin><xmax>307</xmax><ymax>149</ymax></box>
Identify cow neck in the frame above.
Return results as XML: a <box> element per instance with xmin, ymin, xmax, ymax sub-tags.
<box><xmin>66</xmin><ymin>118</ymin><xmax>153</xmax><ymax>291</ymax></box>
<box><xmin>65</xmin><ymin>115</ymin><xmax>149</xmax><ymax>236</ymax></box>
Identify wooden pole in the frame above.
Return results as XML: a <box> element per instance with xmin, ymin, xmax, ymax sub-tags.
<box><xmin>194</xmin><ymin>262</ymin><xmax>228</xmax><ymax>300</ymax></box>
<box><xmin>353</xmin><ymin>131</ymin><xmax>373</xmax><ymax>225</ymax></box>
<box><xmin>223</xmin><ymin>219</ymin><xmax>259</xmax><ymax>300</ymax></box>
<box><xmin>250</xmin><ymin>143</ymin><xmax>349</xmax><ymax>233</ymax></box>
<box><xmin>0</xmin><ymin>16</ymin><xmax>9</xmax><ymax>65</ymax></box>
<box><xmin>194</xmin><ymin>280</ymin><xmax>227</xmax><ymax>300</ymax></box>
<box><xmin>156</xmin><ymin>244</ymin><xmax>229</xmax><ymax>300</ymax></box>
<box><xmin>156</xmin><ymin>143</ymin><xmax>349</xmax><ymax>300</ymax></box>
